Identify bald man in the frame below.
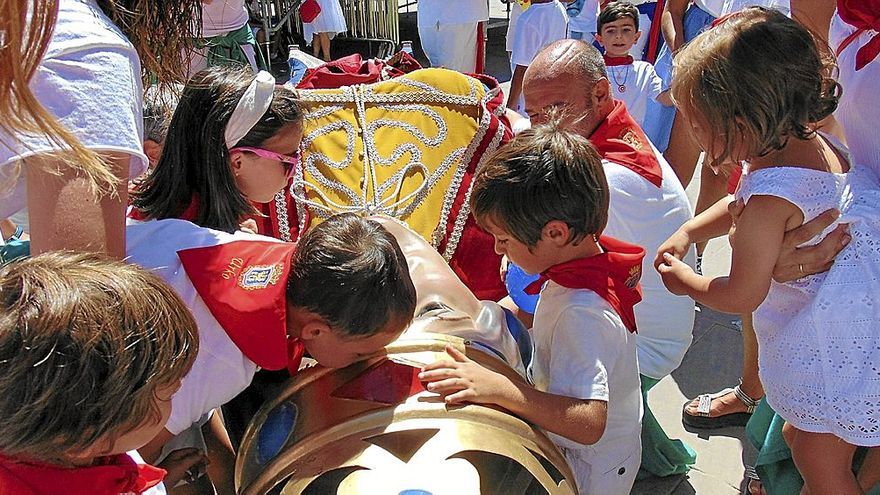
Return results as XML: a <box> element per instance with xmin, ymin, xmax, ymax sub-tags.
<box><xmin>522</xmin><ymin>39</ymin><xmax>698</xmax><ymax>479</ymax></box>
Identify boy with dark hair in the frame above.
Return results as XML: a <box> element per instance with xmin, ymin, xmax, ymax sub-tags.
<box><xmin>0</xmin><ymin>252</ymin><xmax>201</xmax><ymax>494</ymax></box>
<box><xmin>596</xmin><ymin>1</ymin><xmax>672</xmax><ymax>127</ymax></box>
<box><xmin>127</xmin><ymin>212</ymin><xmax>417</xmax><ymax>453</ymax></box>
<box><xmin>420</xmin><ymin>124</ymin><xmax>644</xmax><ymax>494</ymax></box>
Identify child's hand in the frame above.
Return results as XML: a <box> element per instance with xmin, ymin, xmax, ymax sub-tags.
<box><xmin>654</xmin><ymin>229</ymin><xmax>692</xmax><ymax>271</ymax></box>
<box><xmin>157</xmin><ymin>448</ymin><xmax>208</xmax><ymax>487</ymax></box>
<box><xmin>657</xmin><ymin>252</ymin><xmax>695</xmax><ymax>296</ymax></box>
<box><xmin>419</xmin><ymin>345</ymin><xmax>515</xmax><ymax>407</ymax></box>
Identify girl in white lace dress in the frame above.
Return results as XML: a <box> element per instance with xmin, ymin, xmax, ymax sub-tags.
<box><xmin>655</xmin><ymin>8</ymin><xmax>880</xmax><ymax>494</ymax></box>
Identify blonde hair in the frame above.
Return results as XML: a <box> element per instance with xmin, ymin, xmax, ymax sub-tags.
<box><xmin>671</xmin><ymin>7</ymin><xmax>840</xmax><ymax>168</ymax></box>
<box><xmin>0</xmin><ymin>252</ymin><xmax>199</xmax><ymax>460</ymax></box>
<box><xmin>0</xmin><ymin>0</ymin><xmax>119</xmax><ymax>195</ymax></box>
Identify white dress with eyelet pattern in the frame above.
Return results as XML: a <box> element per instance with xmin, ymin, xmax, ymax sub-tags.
<box><xmin>736</xmin><ymin>161</ymin><xmax>880</xmax><ymax>446</ymax></box>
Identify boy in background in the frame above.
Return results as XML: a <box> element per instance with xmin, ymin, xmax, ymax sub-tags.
<box><xmin>596</xmin><ymin>1</ymin><xmax>672</xmax><ymax>127</ymax></box>
<box><xmin>420</xmin><ymin>125</ymin><xmax>643</xmax><ymax>494</ymax></box>
<box><xmin>507</xmin><ymin>0</ymin><xmax>568</xmax><ymax>114</ymax></box>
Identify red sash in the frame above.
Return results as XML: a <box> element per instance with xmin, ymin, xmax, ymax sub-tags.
<box><xmin>525</xmin><ymin>236</ymin><xmax>645</xmax><ymax>333</ymax></box>
<box><xmin>177</xmin><ymin>240</ymin><xmax>299</xmax><ymax>371</ymax></box>
<box><xmin>0</xmin><ymin>453</ymin><xmax>165</xmax><ymax>495</ymax></box>
<box><xmin>590</xmin><ymin>100</ymin><xmax>663</xmax><ymax>187</ymax></box>
<box><xmin>837</xmin><ymin>0</ymin><xmax>880</xmax><ymax>70</ymax></box>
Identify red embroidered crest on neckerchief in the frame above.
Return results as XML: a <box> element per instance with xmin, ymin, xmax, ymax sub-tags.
<box><xmin>524</xmin><ymin>236</ymin><xmax>645</xmax><ymax>333</ymax></box>
<box><xmin>177</xmin><ymin>240</ymin><xmax>302</xmax><ymax>372</ymax></box>
<box><xmin>0</xmin><ymin>453</ymin><xmax>165</xmax><ymax>495</ymax></box>
<box><xmin>836</xmin><ymin>0</ymin><xmax>880</xmax><ymax>70</ymax></box>
<box><xmin>589</xmin><ymin>100</ymin><xmax>663</xmax><ymax>187</ymax></box>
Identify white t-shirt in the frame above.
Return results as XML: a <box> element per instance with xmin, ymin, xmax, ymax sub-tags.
<box><xmin>602</xmin><ymin>152</ymin><xmax>696</xmax><ymax>379</ymax></box>
<box><xmin>720</xmin><ymin>0</ymin><xmax>790</xmax><ymax>15</ymax></box>
<box><xmin>510</xmin><ymin>1</ymin><xmax>569</xmax><ymax>68</ymax></box>
<box><xmin>568</xmin><ymin>0</ymin><xmax>600</xmax><ymax>35</ymax></box>
<box><xmin>0</xmin><ymin>0</ymin><xmax>148</xmax><ymax>219</ymax></box>
<box><xmin>417</xmin><ymin>0</ymin><xmax>489</xmax><ymax>27</ymax></box>
<box><xmin>695</xmin><ymin>0</ymin><xmax>725</xmax><ymax>17</ymax></box>
<box><xmin>529</xmin><ymin>282</ymin><xmax>642</xmax><ymax>490</ymax></box>
<box><xmin>831</xmin><ymin>13</ymin><xmax>880</xmax><ymax>176</ymax></box>
<box><xmin>201</xmin><ymin>0</ymin><xmax>250</xmax><ymax>37</ymax></box>
<box><xmin>609</xmin><ymin>61</ymin><xmax>664</xmax><ymax>127</ymax></box>
<box><xmin>506</xmin><ymin>2</ymin><xmax>525</xmax><ymax>53</ymax></box>
<box><xmin>126</xmin><ymin>218</ymin><xmax>274</xmax><ymax>435</ymax></box>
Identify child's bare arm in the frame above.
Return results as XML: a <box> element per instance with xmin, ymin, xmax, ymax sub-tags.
<box><xmin>507</xmin><ymin>65</ymin><xmax>527</xmax><ymax>111</ymax></box>
<box><xmin>658</xmin><ymin>195</ymin><xmax>796</xmax><ymax>313</ymax></box>
<box><xmin>654</xmin><ymin>195</ymin><xmax>734</xmax><ymax>269</ymax></box>
<box><xmin>420</xmin><ymin>345</ymin><xmax>607</xmax><ymax>445</ymax></box>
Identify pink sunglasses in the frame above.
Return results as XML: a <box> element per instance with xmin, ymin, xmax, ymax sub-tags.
<box><xmin>230</xmin><ymin>146</ymin><xmax>301</xmax><ymax>177</ymax></box>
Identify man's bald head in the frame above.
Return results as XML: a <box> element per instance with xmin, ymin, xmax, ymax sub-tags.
<box><xmin>522</xmin><ymin>40</ymin><xmax>612</xmax><ymax>139</ymax></box>
<box><xmin>525</xmin><ymin>40</ymin><xmax>607</xmax><ymax>90</ymax></box>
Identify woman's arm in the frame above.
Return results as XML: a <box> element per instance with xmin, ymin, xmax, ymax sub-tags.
<box><xmin>661</xmin><ymin>0</ymin><xmax>691</xmax><ymax>52</ymax></box>
<box><xmin>26</xmin><ymin>152</ymin><xmax>130</xmax><ymax>258</ymax></box>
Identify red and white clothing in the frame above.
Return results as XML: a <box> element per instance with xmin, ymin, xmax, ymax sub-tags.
<box><xmin>0</xmin><ymin>451</ymin><xmax>165</xmax><ymax>495</ymax></box>
<box><xmin>831</xmin><ymin>3</ymin><xmax>880</xmax><ymax>176</ymax></box>
<box><xmin>605</xmin><ymin>55</ymin><xmax>665</xmax><ymax>128</ymax></box>
<box><xmin>126</xmin><ymin>218</ymin><xmax>298</xmax><ymax>435</ymax></box>
<box><xmin>417</xmin><ymin>0</ymin><xmax>488</xmax><ymax>73</ymax></box>
<box><xmin>527</xmin><ymin>237</ymin><xmax>644</xmax><ymax>494</ymax></box>
<box><xmin>590</xmin><ymin>101</ymin><xmax>696</xmax><ymax>380</ymax></box>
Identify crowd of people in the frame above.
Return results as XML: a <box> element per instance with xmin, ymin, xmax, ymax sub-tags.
<box><xmin>0</xmin><ymin>0</ymin><xmax>878</xmax><ymax>494</ymax></box>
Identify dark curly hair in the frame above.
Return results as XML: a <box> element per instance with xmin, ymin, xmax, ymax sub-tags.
<box><xmin>671</xmin><ymin>7</ymin><xmax>840</xmax><ymax>169</ymax></box>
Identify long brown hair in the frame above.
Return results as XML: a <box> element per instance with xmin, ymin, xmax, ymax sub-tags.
<box><xmin>671</xmin><ymin>8</ymin><xmax>840</xmax><ymax>168</ymax></box>
<box><xmin>0</xmin><ymin>252</ymin><xmax>198</xmax><ymax>460</ymax></box>
<box><xmin>0</xmin><ymin>0</ymin><xmax>118</xmax><ymax>195</ymax></box>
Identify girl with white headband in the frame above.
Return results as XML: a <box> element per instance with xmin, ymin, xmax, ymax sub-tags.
<box><xmin>133</xmin><ymin>66</ymin><xmax>303</xmax><ymax>232</ymax></box>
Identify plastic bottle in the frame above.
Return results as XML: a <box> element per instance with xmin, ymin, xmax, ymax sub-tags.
<box><xmin>400</xmin><ymin>40</ymin><xmax>414</xmax><ymax>56</ymax></box>
<box><xmin>287</xmin><ymin>44</ymin><xmax>309</xmax><ymax>87</ymax></box>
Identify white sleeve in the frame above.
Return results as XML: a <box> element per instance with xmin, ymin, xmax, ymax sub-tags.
<box><xmin>166</xmin><ymin>300</ymin><xmax>258</xmax><ymax>435</ymax></box>
<box><xmin>546</xmin><ymin>306</ymin><xmax>623</xmax><ymax>402</ymax></box>
<box><xmin>511</xmin><ymin>21</ymin><xmax>542</xmax><ymax>68</ymax></box>
<box><xmin>646</xmin><ymin>64</ymin><xmax>664</xmax><ymax>101</ymax></box>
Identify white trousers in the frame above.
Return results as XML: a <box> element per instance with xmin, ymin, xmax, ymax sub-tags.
<box><xmin>417</xmin><ymin>22</ymin><xmax>479</xmax><ymax>73</ymax></box>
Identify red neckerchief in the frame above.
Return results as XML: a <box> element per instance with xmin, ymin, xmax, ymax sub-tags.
<box><xmin>603</xmin><ymin>54</ymin><xmax>634</xmax><ymax>66</ymax></box>
<box><xmin>525</xmin><ymin>236</ymin><xmax>645</xmax><ymax>333</ymax></box>
<box><xmin>589</xmin><ymin>100</ymin><xmax>663</xmax><ymax>187</ymax></box>
<box><xmin>0</xmin><ymin>453</ymin><xmax>165</xmax><ymax>495</ymax></box>
<box><xmin>837</xmin><ymin>0</ymin><xmax>880</xmax><ymax>70</ymax></box>
<box><xmin>177</xmin><ymin>240</ymin><xmax>299</xmax><ymax>371</ymax></box>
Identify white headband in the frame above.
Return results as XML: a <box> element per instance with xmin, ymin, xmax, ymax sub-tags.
<box><xmin>224</xmin><ymin>70</ymin><xmax>276</xmax><ymax>149</ymax></box>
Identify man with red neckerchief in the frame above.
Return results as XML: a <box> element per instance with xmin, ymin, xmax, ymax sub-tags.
<box><xmin>520</xmin><ymin>38</ymin><xmax>698</xmax><ymax>479</ymax></box>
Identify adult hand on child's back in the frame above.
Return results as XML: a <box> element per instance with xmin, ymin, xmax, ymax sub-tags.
<box><xmin>728</xmin><ymin>201</ymin><xmax>850</xmax><ymax>283</ymax></box>
<box><xmin>419</xmin><ymin>345</ymin><xmax>515</xmax><ymax>407</ymax></box>
<box><xmin>157</xmin><ymin>447</ymin><xmax>208</xmax><ymax>488</ymax></box>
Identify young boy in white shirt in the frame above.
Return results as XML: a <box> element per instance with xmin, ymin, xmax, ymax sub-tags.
<box><xmin>507</xmin><ymin>0</ymin><xmax>568</xmax><ymax>114</ymax></box>
<box><xmin>595</xmin><ymin>1</ymin><xmax>672</xmax><ymax>127</ymax></box>
<box><xmin>420</xmin><ymin>124</ymin><xmax>644</xmax><ymax>494</ymax></box>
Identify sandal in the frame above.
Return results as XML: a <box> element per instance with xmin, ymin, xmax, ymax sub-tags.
<box><xmin>744</xmin><ymin>465</ymin><xmax>765</xmax><ymax>495</ymax></box>
<box><xmin>682</xmin><ymin>381</ymin><xmax>760</xmax><ymax>430</ymax></box>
